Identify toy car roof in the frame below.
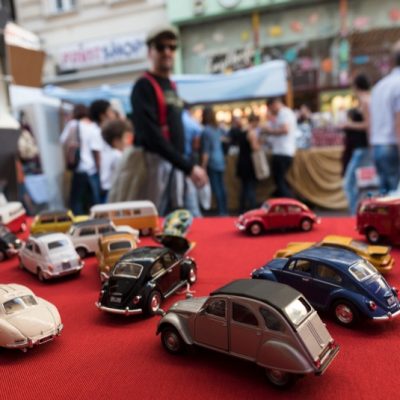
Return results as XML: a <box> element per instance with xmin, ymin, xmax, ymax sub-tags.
<box><xmin>293</xmin><ymin>246</ymin><xmax>361</xmax><ymax>267</ymax></box>
<box><xmin>264</xmin><ymin>198</ymin><xmax>308</xmax><ymax>207</ymax></box>
<box><xmin>101</xmin><ymin>231</ymin><xmax>133</xmax><ymax>239</ymax></box>
<box><xmin>119</xmin><ymin>246</ymin><xmax>169</xmax><ymax>267</ymax></box>
<box><xmin>0</xmin><ymin>284</ymin><xmax>34</xmax><ymax>301</ymax></box>
<box><xmin>90</xmin><ymin>200</ymin><xmax>157</xmax><ymax>212</ymax></box>
<box><xmin>38</xmin><ymin>209</ymin><xmax>69</xmax><ymax>217</ymax></box>
<box><xmin>360</xmin><ymin>196</ymin><xmax>400</xmax><ymax>205</ymax></box>
<box><xmin>211</xmin><ymin>279</ymin><xmax>302</xmax><ymax>311</ymax></box>
<box><xmin>31</xmin><ymin>232</ymin><xmax>70</xmax><ymax>243</ymax></box>
<box><xmin>72</xmin><ymin>218</ymin><xmax>111</xmax><ymax>228</ymax></box>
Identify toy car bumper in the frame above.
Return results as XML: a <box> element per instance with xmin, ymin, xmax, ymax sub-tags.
<box><xmin>372</xmin><ymin>308</ymin><xmax>400</xmax><ymax>321</ymax></box>
<box><xmin>315</xmin><ymin>345</ymin><xmax>340</xmax><ymax>376</ymax></box>
<box><xmin>235</xmin><ymin>222</ymin><xmax>246</xmax><ymax>231</ymax></box>
<box><xmin>5</xmin><ymin>324</ymin><xmax>63</xmax><ymax>351</ymax></box>
<box><xmin>376</xmin><ymin>258</ymin><xmax>395</xmax><ymax>273</ymax></box>
<box><xmin>45</xmin><ymin>263</ymin><xmax>84</xmax><ymax>279</ymax></box>
<box><xmin>95</xmin><ymin>302</ymin><xmax>143</xmax><ymax>316</ymax></box>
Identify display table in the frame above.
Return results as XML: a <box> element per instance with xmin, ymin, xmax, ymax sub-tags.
<box><xmin>1</xmin><ymin>217</ymin><xmax>399</xmax><ymax>400</ymax></box>
<box><xmin>226</xmin><ymin>146</ymin><xmax>347</xmax><ymax>211</ymax></box>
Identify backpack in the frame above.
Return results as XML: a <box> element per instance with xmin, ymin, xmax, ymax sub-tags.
<box><xmin>63</xmin><ymin>121</ymin><xmax>81</xmax><ymax>171</ymax></box>
<box><xmin>142</xmin><ymin>72</ymin><xmax>177</xmax><ymax>141</ymax></box>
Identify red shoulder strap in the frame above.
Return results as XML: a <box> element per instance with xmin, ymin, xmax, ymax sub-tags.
<box><xmin>143</xmin><ymin>72</ymin><xmax>170</xmax><ymax>141</ymax></box>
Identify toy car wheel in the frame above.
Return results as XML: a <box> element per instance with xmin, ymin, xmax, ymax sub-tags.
<box><xmin>247</xmin><ymin>222</ymin><xmax>263</xmax><ymax>236</ymax></box>
<box><xmin>187</xmin><ymin>265</ymin><xmax>197</xmax><ymax>285</ymax></box>
<box><xmin>265</xmin><ymin>369</ymin><xmax>296</xmax><ymax>388</ymax></box>
<box><xmin>161</xmin><ymin>325</ymin><xmax>185</xmax><ymax>354</ymax></box>
<box><xmin>37</xmin><ymin>268</ymin><xmax>46</xmax><ymax>282</ymax></box>
<box><xmin>366</xmin><ymin>228</ymin><xmax>380</xmax><ymax>244</ymax></box>
<box><xmin>0</xmin><ymin>251</ymin><xmax>5</xmax><ymax>262</ymax></box>
<box><xmin>332</xmin><ymin>300</ymin><xmax>359</xmax><ymax>327</ymax></box>
<box><xmin>76</xmin><ymin>247</ymin><xmax>87</xmax><ymax>259</ymax></box>
<box><xmin>300</xmin><ymin>218</ymin><xmax>313</xmax><ymax>232</ymax></box>
<box><xmin>146</xmin><ymin>290</ymin><xmax>162</xmax><ymax>315</ymax></box>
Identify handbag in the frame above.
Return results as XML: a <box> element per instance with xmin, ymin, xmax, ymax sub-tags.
<box><xmin>251</xmin><ymin>149</ymin><xmax>270</xmax><ymax>180</ymax></box>
<box><xmin>63</xmin><ymin>122</ymin><xmax>81</xmax><ymax>171</ymax></box>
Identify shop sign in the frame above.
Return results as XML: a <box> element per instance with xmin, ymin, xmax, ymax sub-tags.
<box><xmin>57</xmin><ymin>33</ymin><xmax>146</xmax><ymax>71</ymax></box>
<box><xmin>207</xmin><ymin>47</ymin><xmax>254</xmax><ymax>73</ymax></box>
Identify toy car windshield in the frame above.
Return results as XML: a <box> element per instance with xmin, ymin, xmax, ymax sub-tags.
<box><xmin>3</xmin><ymin>296</ymin><xmax>38</xmax><ymax>314</ymax></box>
<box><xmin>113</xmin><ymin>262</ymin><xmax>143</xmax><ymax>278</ymax></box>
<box><xmin>349</xmin><ymin>260</ymin><xmax>377</xmax><ymax>281</ymax></box>
<box><xmin>261</xmin><ymin>202</ymin><xmax>270</xmax><ymax>210</ymax></box>
<box><xmin>48</xmin><ymin>239</ymin><xmax>70</xmax><ymax>250</ymax></box>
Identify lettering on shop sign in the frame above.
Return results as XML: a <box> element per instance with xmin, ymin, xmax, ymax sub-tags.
<box><xmin>207</xmin><ymin>47</ymin><xmax>254</xmax><ymax>73</ymax></box>
<box><xmin>57</xmin><ymin>34</ymin><xmax>146</xmax><ymax>71</ymax></box>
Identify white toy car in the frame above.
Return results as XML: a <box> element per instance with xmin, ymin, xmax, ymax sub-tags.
<box><xmin>0</xmin><ymin>284</ymin><xmax>63</xmax><ymax>351</ymax></box>
<box><xmin>67</xmin><ymin>218</ymin><xmax>139</xmax><ymax>258</ymax></box>
<box><xmin>19</xmin><ymin>233</ymin><xmax>84</xmax><ymax>281</ymax></box>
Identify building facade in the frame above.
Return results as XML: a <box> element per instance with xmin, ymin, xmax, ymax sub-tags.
<box><xmin>14</xmin><ymin>0</ymin><xmax>168</xmax><ymax>88</ymax></box>
<box><xmin>167</xmin><ymin>0</ymin><xmax>400</xmax><ymax>110</ymax></box>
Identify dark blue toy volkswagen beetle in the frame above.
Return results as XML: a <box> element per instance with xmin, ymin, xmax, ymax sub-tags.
<box><xmin>252</xmin><ymin>246</ymin><xmax>400</xmax><ymax>327</ymax></box>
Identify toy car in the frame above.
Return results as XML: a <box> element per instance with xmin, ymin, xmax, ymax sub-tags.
<box><xmin>96</xmin><ymin>246</ymin><xmax>197</xmax><ymax>316</ymax></box>
<box><xmin>0</xmin><ymin>284</ymin><xmax>63</xmax><ymax>351</ymax></box>
<box><xmin>157</xmin><ymin>279</ymin><xmax>339</xmax><ymax>388</ymax></box>
<box><xmin>30</xmin><ymin>209</ymin><xmax>88</xmax><ymax>234</ymax></box>
<box><xmin>274</xmin><ymin>235</ymin><xmax>394</xmax><ymax>274</ymax></box>
<box><xmin>90</xmin><ymin>201</ymin><xmax>159</xmax><ymax>235</ymax></box>
<box><xmin>96</xmin><ymin>231</ymin><xmax>138</xmax><ymax>282</ymax></box>
<box><xmin>252</xmin><ymin>246</ymin><xmax>400</xmax><ymax>327</ymax></box>
<box><xmin>0</xmin><ymin>201</ymin><xmax>27</xmax><ymax>233</ymax></box>
<box><xmin>0</xmin><ymin>223</ymin><xmax>22</xmax><ymax>261</ymax></box>
<box><xmin>163</xmin><ymin>209</ymin><xmax>193</xmax><ymax>237</ymax></box>
<box><xmin>19</xmin><ymin>233</ymin><xmax>84</xmax><ymax>281</ymax></box>
<box><xmin>236</xmin><ymin>198</ymin><xmax>319</xmax><ymax>236</ymax></box>
<box><xmin>357</xmin><ymin>196</ymin><xmax>400</xmax><ymax>244</ymax></box>
<box><xmin>68</xmin><ymin>218</ymin><xmax>139</xmax><ymax>258</ymax></box>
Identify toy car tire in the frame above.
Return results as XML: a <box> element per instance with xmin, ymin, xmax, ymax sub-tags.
<box><xmin>37</xmin><ymin>268</ymin><xmax>46</xmax><ymax>282</ymax></box>
<box><xmin>146</xmin><ymin>290</ymin><xmax>162</xmax><ymax>315</ymax></box>
<box><xmin>161</xmin><ymin>325</ymin><xmax>185</xmax><ymax>354</ymax></box>
<box><xmin>247</xmin><ymin>222</ymin><xmax>263</xmax><ymax>236</ymax></box>
<box><xmin>332</xmin><ymin>300</ymin><xmax>360</xmax><ymax>327</ymax></box>
<box><xmin>366</xmin><ymin>228</ymin><xmax>380</xmax><ymax>244</ymax></box>
<box><xmin>76</xmin><ymin>247</ymin><xmax>88</xmax><ymax>259</ymax></box>
<box><xmin>300</xmin><ymin>218</ymin><xmax>313</xmax><ymax>232</ymax></box>
<box><xmin>18</xmin><ymin>258</ymin><xmax>25</xmax><ymax>270</ymax></box>
<box><xmin>265</xmin><ymin>369</ymin><xmax>296</xmax><ymax>388</ymax></box>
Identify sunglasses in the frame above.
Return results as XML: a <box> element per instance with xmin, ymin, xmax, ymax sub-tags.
<box><xmin>154</xmin><ymin>43</ymin><xmax>178</xmax><ymax>52</ymax></box>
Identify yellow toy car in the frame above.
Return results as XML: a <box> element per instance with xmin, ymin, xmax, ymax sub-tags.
<box><xmin>30</xmin><ymin>210</ymin><xmax>88</xmax><ymax>234</ymax></box>
<box><xmin>273</xmin><ymin>235</ymin><xmax>394</xmax><ymax>274</ymax></box>
<box><xmin>96</xmin><ymin>231</ymin><xmax>138</xmax><ymax>282</ymax></box>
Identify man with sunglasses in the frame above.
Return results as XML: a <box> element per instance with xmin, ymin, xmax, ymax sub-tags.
<box><xmin>130</xmin><ymin>26</ymin><xmax>207</xmax><ymax>215</ymax></box>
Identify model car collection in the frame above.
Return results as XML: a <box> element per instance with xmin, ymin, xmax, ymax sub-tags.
<box><xmin>236</xmin><ymin>198</ymin><xmax>319</xmax><ymax>236</ymax></box>
<box><xmin>2</xmin><ymin>195</ymin><xmax>400</xmax><ymax>392</ymax></box>
<box><xmin>252</xmin><ymin>246</ymin><xmax>400</xmax><ymax>326</ymax></box>
<box><xmin>274</xmin><ymin>235</ymin><xmax>394</xmax><ymax>273</ymax></box>
<box><xmin>96</xmin><ymin>246</ymin><xmax>197</xmax><ymax>316</ymax></box>
<box><xmin>157</xmin><ymin>279</ymin><xmax>339</xmax><ymax>387</ymax></box>
<box><xmin>0</xmin><ymin>284</ymin><xmax>63</xmax><ymax>351</ymax></box>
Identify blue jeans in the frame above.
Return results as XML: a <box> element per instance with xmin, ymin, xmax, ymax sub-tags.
<box><xmin>184</xmin><ymin>178</ymin><xmax>202</xmax><ymax>217</ymax></box>
<box><xmin>343</xmin><ymin>148</ymin><xmax>370</xmax><ymax>215</ymax></box>
<box><xmin>208</xmin><ymin>168</ymin><xmax>228</xmax><ymax>216</ymax></box>
<box><xmin>239</xmin><ymin>178</ymin><xmax>257</xmax><ymax>213</ymax></box>
<box><xmin>373</xmin><ymin>145</ymin><xmax>400</xmax><ymax>194</ymax></box>
<box><xmin>70</xmin><ymin>172</ymin><xmax>101</xmax><ymax>215</ymax></box>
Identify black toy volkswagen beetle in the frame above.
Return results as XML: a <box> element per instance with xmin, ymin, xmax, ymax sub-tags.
<box><xmin>0</xmin><ymin>223</ymin><xmax>22</xmax><ymax>261</ymax></box>
<box><xmin>96</xmin><ymin>246</ymin><xmax>197</xmax><ymax>316</ymax></box>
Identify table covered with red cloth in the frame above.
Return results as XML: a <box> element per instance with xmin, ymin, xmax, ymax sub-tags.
<box><xmin>1</xmin><ymin>217</ymin><xmax>400</xmax><ymax>400</ymax></box>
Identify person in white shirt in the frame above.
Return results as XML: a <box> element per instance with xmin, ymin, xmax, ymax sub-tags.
<box><xmin>262</xmin><ymin>97</ymin><xmax>297</xmax><ymax>198</ymax></box>
<box><xmin>370</xmin><ymin>40</ymin><xmax>400</xmax><ymax>193</ymax></box>
<box><xmin>100</xmin><ymin>120</ymin><xmax>132</xmax><ymax>202</ymax></box>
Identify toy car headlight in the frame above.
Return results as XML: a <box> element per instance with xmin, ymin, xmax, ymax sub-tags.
<box><xmin>132</xmin><ymin>295</ymin><xmax>142</xmax><ymax>304</ymax></box>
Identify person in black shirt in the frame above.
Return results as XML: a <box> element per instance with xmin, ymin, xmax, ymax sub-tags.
<box><xmin>130</xmin><ymin>26</ymin><xmax>207</xmax><ymax>214</ymax></box>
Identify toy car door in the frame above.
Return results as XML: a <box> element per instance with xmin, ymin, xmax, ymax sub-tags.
<box><xmin>21</xmin><ymin>241</ymin><xmax>37</xmax><ymax>272</ymax></box>
<box><xmin>278</xmin><ymin>258</ymin><xmax>314</xmax><ymax>298</ymax></box>
<box><xmin>161</xmin><ymin>251</ymin><xmax>180</xmax><ymax>291</ymax></box>
<box><xmin>286</xmin><ymin>204</ymin><xmax>303</xmax><ymax>228</ymax></box>
<box><xmin>229</xmin><ymin>301</ymin><xmax>263</xmax><ymax>361</ymax></box>
<box><xmin>195</xmin><ymin>298</ymin><xmax>228</xmax><ymax>351</ymax></box>
<box><xmin>266</xmin><ymin>205</ymin><xmax>287</xmax><ymax>229</ymax></box>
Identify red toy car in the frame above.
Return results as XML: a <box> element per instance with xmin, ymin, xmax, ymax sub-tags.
<box><xmin>236</xmin><ymin>198</ymin><xmax>320</xmax><ymax>236</ymax></box>
<box><xmin>357</xmin><ymin>197</ymin><xmax>400</xmax><ymax>244</ymax></box>
<box><xmin>0</xmin><ymin>202</ymin><xmax>27</xmax><ymax>234</ymax></box>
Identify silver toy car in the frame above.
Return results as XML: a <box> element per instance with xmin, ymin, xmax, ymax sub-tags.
<box><xmin>157</xmin><ymin>279</ymin><xmax>339</xmax><ymax>388</ymax></box>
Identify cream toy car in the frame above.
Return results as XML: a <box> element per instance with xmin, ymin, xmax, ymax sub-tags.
<box><xmin>0</xmin><ymin>284</ymin><xmax>63</xmax><ymax>351</ymax></box>
<box><xmin>67</xmin><ymin>218</ymin><xmax>139</xmax><ymax>259</ymax></box>
<box><xmin>19</xmin><ymin>233</ymin><xmax>84</xmax><ymax>281</ymax></box>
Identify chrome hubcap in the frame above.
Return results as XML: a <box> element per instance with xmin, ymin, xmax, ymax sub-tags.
<box><xmin>251</xmin><ymin>224</ymin><xmax>261</xmax><ymax>235</ymax></box>
<box><xmin>302</xmin><ymin>220</ymin><xmax>311</xmax><ymax>230</ymax></box>
<box><xmin>166</xmin><ymin>333</ymin><xmax>179</xmax><ymax>351</ymax></box>
<box><xmin>268</xmin><ymin>369</ymin><xmax>287</xmax><ymax>384</ymax></box>
<box><xmin>151</xmin><ymin>294</ymin><xmax>160</xmax><ymax>312</ymax></box>
<box><xmin>336</xmin><ymin>304</ymin><xmax>353</xmax><ymax>324</ymax></box>
<box><xmin>189</xmin><ymin>269</ymin><xmax>196</xmax><ymax>283</ymax></box>
<box><xmin>369</xmin><ymin>230</ymin><xmax>379</xmax><ymax>242</ymax></box>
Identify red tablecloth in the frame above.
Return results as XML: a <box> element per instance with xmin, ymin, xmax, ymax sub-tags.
<box><xmin>1</xmin><ymin>217</ymin><xmax>400</xmax><ymax>400</ymax></box>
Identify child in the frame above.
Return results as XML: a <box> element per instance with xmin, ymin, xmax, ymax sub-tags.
<box><xmin>100</xmin><ymin>119</ymin><xmax>134</xmax><ymax>202</ymax></box>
